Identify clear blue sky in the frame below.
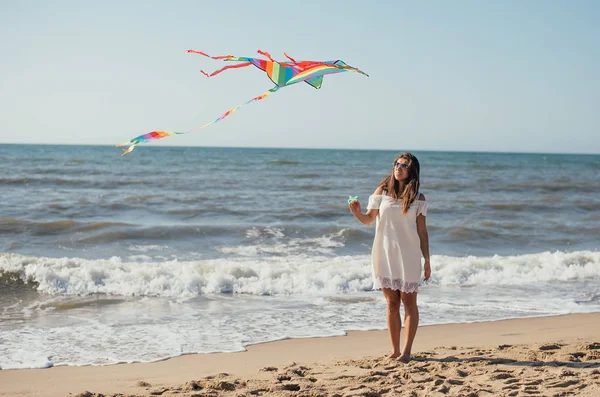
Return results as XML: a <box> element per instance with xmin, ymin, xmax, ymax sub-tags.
<box><xmin>1</xmin><ymin>0</ymin><xmax>598</xmax><ymax>153</ymax></box>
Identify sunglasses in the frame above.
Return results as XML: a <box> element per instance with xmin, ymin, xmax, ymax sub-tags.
<box><xmin>394</xmin><ymin>161</ymin><xmax>410</xmax><ymax>170</ymax></box>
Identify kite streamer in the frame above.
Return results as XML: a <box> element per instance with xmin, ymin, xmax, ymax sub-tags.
<box><xmin>194</xmin><ymin>86</ymin><xmax>281</xmax><ymax>131</ymax></box>
<box><xmin>117</xmin><ymin>49</ymin><xmax>368</xmax><ymax>155</ymax></box>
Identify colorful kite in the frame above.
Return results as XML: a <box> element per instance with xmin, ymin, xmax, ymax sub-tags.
<box><xmin>117</xmin><ymin>50</ymin><xmax>368</xmax><ymax>155</ymax></box>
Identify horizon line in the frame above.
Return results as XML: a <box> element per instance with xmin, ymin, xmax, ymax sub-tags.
<box><xmin>0</xmin><ymin>142</ymin><xmax>598</xmax><ymax>156</ymax></box>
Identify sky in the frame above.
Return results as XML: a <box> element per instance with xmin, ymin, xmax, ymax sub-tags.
<box><xmin>0</xmin><ymin>0</ymin><xmax>599</xmax><ymax>154</ymax></box>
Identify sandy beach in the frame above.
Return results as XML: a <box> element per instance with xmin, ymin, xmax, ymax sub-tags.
<box><xmin>1</xmin><ymin>313</ymin><xmax>598</xmax><ymax>396</ymax></box>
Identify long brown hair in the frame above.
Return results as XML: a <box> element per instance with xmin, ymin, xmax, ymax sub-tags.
<box><xmin>378</xmin><ymin>152</ymin><xmax>420</xmax><ymax>214</ymax></box>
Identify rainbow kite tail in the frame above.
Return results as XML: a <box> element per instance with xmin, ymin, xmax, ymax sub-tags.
<box><xmin>116</xmin><ymin>87</ymin><xmax>279</xmax><ymax>155</ymax></box>
<box><xmin>200</xmin><ymin>62</ymin><xmax>253</xmax><ymax>78</ymax></box>
<box><xmin>283</xmin><ymin>52</ymin><xmax>298</xmax><ymax>64</ymax></box>
<box><xmin>196</xmin><ymin>86</ymin><xmax>281</xmax><ymax>129</ymax></box>
<box><xmin>116</xmin><ymin>131</ymin><xmax>186</xmax><ymax>156</ymax></box>
<box><xmin>186</xmin><ymin>50</ymin><xmax>235</xmax><ymax>60</ymax></box>
<box><xmin>256</xmin><ymin>49</ymin><xmax>276</xmax><ymax>62</ymax></box>
<box><xmin>186</xmin><ymin>50</ymin><xmax>250</xmax><ymax>63</ymax></box>
<box><xmin>334</xmin><ymin>61</ymin><xmax>369</xmax><ymax>77</ymax></box>
<box><xmin>117</xmin><ymin>143</ymin><xmax>136</xmax><ymax>156</ymax></box>
<box><xmin>187</xmin><ymin>49</ymin><xmax>255</xmax><ymax>78</ymax></box>
<box><xmin>115</xmin><ymin>139</ymin><xmax>140</xmax><ymax>156</ymax></box>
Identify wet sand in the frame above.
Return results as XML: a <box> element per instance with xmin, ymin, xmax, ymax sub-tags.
<box><xmin>1</xmin><ymin>313</ymin><xmax>599</xmax><ymax>396</ymax></box>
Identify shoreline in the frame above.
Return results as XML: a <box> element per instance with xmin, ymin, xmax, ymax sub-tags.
<box><xmin>1</xmin><ymin>312</ymin><xmax>599</xmax><ymax>396</ymax></box>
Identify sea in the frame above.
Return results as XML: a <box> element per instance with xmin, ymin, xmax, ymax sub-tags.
<box><xmin>1</xmin><ymin>144</ymin><xmax>599</xmax><ymax>369</ymax></box>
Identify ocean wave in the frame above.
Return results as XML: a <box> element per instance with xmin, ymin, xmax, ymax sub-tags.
<box><xmin>0</xmin><ymin>176</ymin><xmax>31</xmax><ymax>185</ymax></box>
<box><xmin>293</xmin><ymin>184</ymin><xmax>336</xmax><ymax>191</ymax></box>
<box><xmin>0</xmin><ymin>218</ymin><xmax>131</xmax><ymax>235</ymax></box>
<box><xmin>13</xmin><ymin>167</ymin><xmax>105</xmax><ymax>176</ymax></box>
<box><xmin>443</xmin><ymin>226</ymin><xmax>505</xmax><ymax>240</ymax></box>
<box><xmin>575</xmin><ymin>292</ymin><xmax>600</xmax><ymax>305</ymax></box>
<box><xmin>71</xmin><ymin>224</ymin><xmax>242</xmax><ymax>244</ymax></box>
<box><xmin>424</xmin><ymin>182</ymin><xmax>474</xmax><ymax>192</ymax></box>
<box><xmin>0</xmin><ymin>175</ymin><xmax>147</xmax><ymax>188</ymax></box>
<box><xmin>0</xmin><ymin>252</ymin><xmax>373</xmax><ymax>297</ymax></box>
<box><xmin>0</xmin><ymin>269</ymin><xmax>39</xmax><ymax>292</ymax></box>
<box><xmin>339</xmin><ymin>227</ymin><xmax>374</xmax><ymax>242</ymax></box>
<box><xmin>272</xmin><ymin>209</ymin><xmax>344</xmax><ymax>221</ymax></box>
<box><xmin>1</xmin><ymin>250</ymin><xmax>598</xmax><ymax>299</ymax></box>
<box><xmin>499</xmin><ymin>182</ymin><xmax>599</xmax><ymax>193</ymax></box>
<box><xmin>166</xmin><ymin>206</ymin><xmax>250</xmax><ymax>218</ymax></box>
<box><xmin>220</xmin><ymin>227</ymin><xmax>350</xmax><ymax>256</ymax></box>
<box><xmin>478</xmin><ymin>221</ymin><xmax>535</xmax><ymax>231</ymax></box>
<box><xmin>268</xmin><ymin>159</ymin><xmax>301</xmax><ymax>165</ymax></box>
<box><xmin>0</xmin><ymin>175</ymin><xmax>189</xmax><ymax>189</ymax></box>
<box><xmin>577</xmin><ymin>202</ymin><xmax>600</xmax><ymax>212</ymax></box>
<box><xmin>288</xmin><ymin>173</ymin><xmax>322</xmax><ymax>179</ymax></box>
<box><xmin>0</xmin><ymin>217</ymin><xmax>358</xmax><ymax>248</ymax></box>
<box><xmin>47</xmin><ymin>203</ymin><xmax>71</xmax><ymax>211</ymax></box>
<box><xmin>0</xmin><ymin>176</ymin><xmax>102</xmax><ymax>186</ymax></box>
<box><xmin>553</xmin><ymin>224</ymin><xmax>600</xmax><ymax>235</ymax></box>
<box><xmin>119</xmin><ymin>194</ymin><xmax>218</xmax><ymax>208</ymax></box>
<box><xmin>484</xmin><ymin>202</ymin><xmax>563</xmax><ymax>212</ymax></box>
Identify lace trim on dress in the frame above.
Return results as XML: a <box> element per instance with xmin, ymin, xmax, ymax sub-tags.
<box><xmin>373</xmin><ymin>277</ymin><xmax>420</xmax><ymax>293</ymax></box>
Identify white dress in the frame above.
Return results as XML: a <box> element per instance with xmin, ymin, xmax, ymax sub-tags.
<box><xmin>367</xmin><ymin>193</ymin><xmax>428</xmax><ymax>293</ymax></box>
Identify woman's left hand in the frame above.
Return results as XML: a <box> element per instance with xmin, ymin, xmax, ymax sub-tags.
<box><xmin>423</xmin><ymin>260</ymin><xmax>431</xmax><ymax>282</ymax></box>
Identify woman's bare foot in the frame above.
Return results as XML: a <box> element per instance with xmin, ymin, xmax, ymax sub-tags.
<box><xmin>397</xmin><ymin>354</ymin><xmax>411</xmax><ymax>363</ymax></box>
<box><xmin>387</xmin><ymin>351</ymin><xmax>401</xmax><ymax>359</ymax></box>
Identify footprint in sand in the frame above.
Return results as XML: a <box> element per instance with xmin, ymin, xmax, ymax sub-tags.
<box><xmin>539</xmin><ymin>343</ymin><xmax>563</xmax><ymax>351</ymax></box>
<box><xmin>279</xmin><ymin>383</ymin><xmax>301</xmax><ymax>391</ymax></box>
<box><xmin>584</xmin><ymin>350</ymin><xmax>600</xmax><ymax>360</ymax></box>
<box><xmin>582</xmin><ymin>342</ymin><xmax>600</xmax><ymax>350</ymax></box>
<box><xmin>248</xmin><ymin>387</ymin><xmax>270</xmax><ymax>395</ymax></box>
<box><xmin>548</xmin><ymin>379</ymin><xmax>581</xmax><ymax>388</ymax></box>
<box><xmin>136</xmin><ymin>380</ymin><xmax>151</xmax><ymax>387</ymax></box>
<box><xmin>149</xmin><ymin>388</ymin><xmax>169</xmax><ymax>395</ymax></box>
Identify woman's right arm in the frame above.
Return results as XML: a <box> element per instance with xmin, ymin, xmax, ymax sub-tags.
<box><xmin>349</xmin><ymin>187</ymin><xmax>383</xmax><ymax>226</ymax></box>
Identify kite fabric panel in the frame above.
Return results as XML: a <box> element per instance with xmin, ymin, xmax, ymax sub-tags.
<box><xmin>117</xmin><ymin>49</ymin><xmax>368</xmax><ymax>155</ymax></box>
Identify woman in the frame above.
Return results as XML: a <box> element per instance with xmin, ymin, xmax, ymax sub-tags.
<box><xmin>349</xmin><ymin>152</ymin><xmax>430</xmax><ymax>363</ymax></box>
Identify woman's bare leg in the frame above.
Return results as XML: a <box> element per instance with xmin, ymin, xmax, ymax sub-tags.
<box><xmin>398</xmin><ymin>291</ymin><xmax>419</xmax><ymax>363</ymax></box>
<box><xmin>382</xmin><ymin>288</ymin><xmax>402</xmax><ymax>358</ymax></box>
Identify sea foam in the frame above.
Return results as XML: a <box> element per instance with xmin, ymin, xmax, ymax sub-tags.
<box><xmin>1</xmin><ymin>250</ymin><xmax>598</xmax><ymax>299</ymax></box>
